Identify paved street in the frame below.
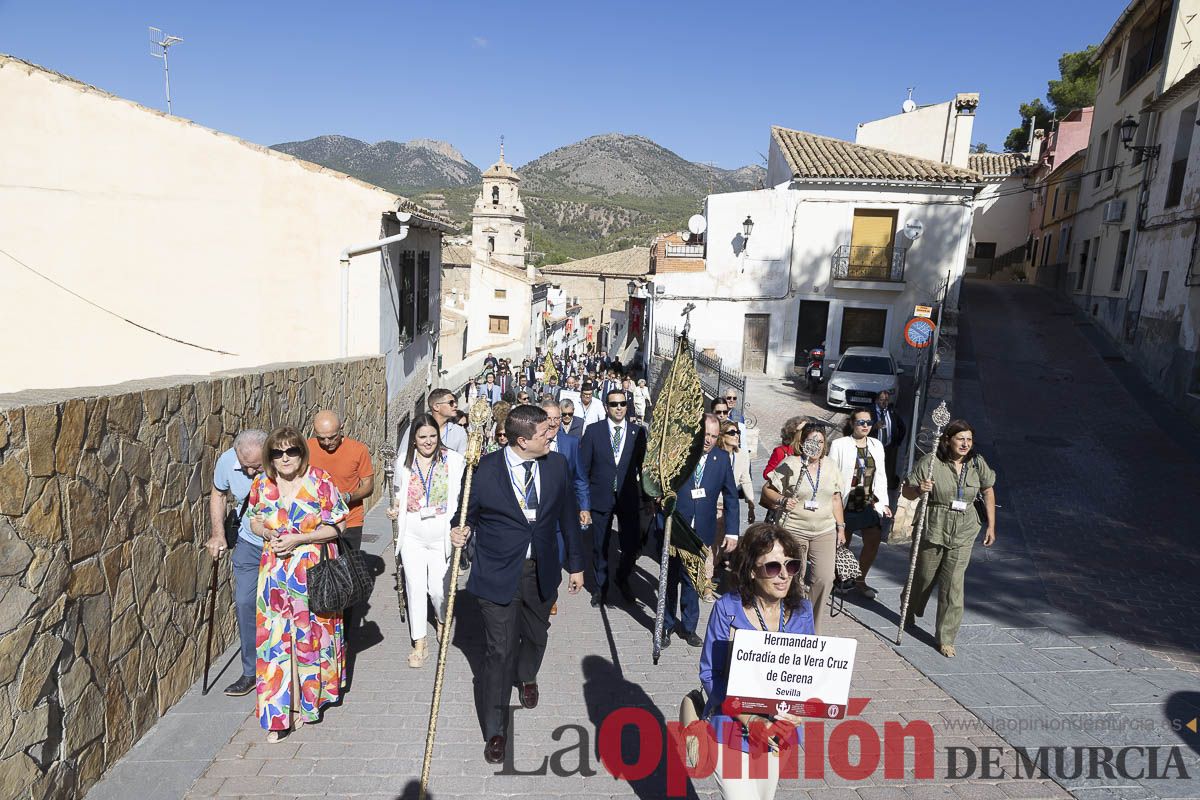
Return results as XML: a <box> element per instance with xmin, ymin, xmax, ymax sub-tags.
<box><xmin>85</xmin><ymin>289</ymin><xmax>1200</xmax><ymax>799</ymax></box>
<box><xmin>837</xmin><ymin>280</ymin><xmax>1200</xmax><ymax>800</ymax></box>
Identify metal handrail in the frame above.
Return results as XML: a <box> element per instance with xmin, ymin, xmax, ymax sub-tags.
<box><xmin>831</xmin><ymin>245</ymin><xmax>906</xmax><ymax>282</ymax></box>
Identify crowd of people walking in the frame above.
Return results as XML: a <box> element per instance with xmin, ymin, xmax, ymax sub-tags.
<box><xmin>203</xmin><ymin>347</ymin><xmax>997</xmax><ymax>799</ymax></box>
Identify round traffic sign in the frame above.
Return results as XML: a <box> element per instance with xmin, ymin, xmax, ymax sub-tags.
<box><xmin>904</xmin><ymin>317</ymin><xmax>936</xmax><ymax>348</ymax></box>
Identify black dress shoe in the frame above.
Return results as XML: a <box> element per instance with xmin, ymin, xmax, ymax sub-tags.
<box><xmin>658</xmin><ymin>632</ymin><xmax>672</xmax><ymax>650</ymax></box>
<box><xmin>519</xmin><ymin>682</ymin><xmax>539</xmax><ymax>709</ymax></box>
<box><xmin>223</xmin><ymin>675</ymin><xmax>255</xmax><ymax>696</ymax></box>
<box><xmin>590</xmin><ymin>593</ymin><xmax>604</xmax><ymax>608</ymax></box>
<box><xmin>484</xmin><ymin>735</ymin><xmax>506</xmax><ymax>764</ymax></box>
<box><xmin>681</xmin><ymin>630</ymin><xmax>703</xmax><ymax>647</ymax></box>
<box><xmin>616</xmin><ymin>579</ymin><xmax>635</xmax><ymax>604</ymax></box>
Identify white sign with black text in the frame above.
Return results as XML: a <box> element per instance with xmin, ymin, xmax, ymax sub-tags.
<box><xmin>725</xmin><ymin>629</ymin><xmax>857</xmax><ymax>719</ymax></box>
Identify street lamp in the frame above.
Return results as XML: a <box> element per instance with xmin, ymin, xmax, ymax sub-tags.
<box><xmin>627</xmin><ymin>279</ymin><xmax>637</xmax><ymax>297</ymax></box>
<box><xmin>1118</xmin><ymin>115</ymin><xmax>1160</xmax><ymax>159</ymax></box>
<box><xmin>741</xmin><ymin>215</ymin><xmax>754</xmax><ymax>257</ymax></box>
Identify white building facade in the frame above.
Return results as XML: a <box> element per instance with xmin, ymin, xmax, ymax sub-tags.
<box><xmin>0</xmin><ymin>54</ymin><xmax>451</xmax><ymax>438</ymax></box>
<box><xmin>652</xmin><ymin>126</ymin><xmax>979</xmax><ymax>379</ymax></box>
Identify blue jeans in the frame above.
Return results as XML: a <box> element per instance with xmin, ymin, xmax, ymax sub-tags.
<box><xmin>231</xmin><ymin>539</ymin><xmax>263</xmax><ymax>678</ymax></box>
<box><xmin>664</xmin><ymin>553</ymin><xmax>699</xmax><ymax>635</ymax></box>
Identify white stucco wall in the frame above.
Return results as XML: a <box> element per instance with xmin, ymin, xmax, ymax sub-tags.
<box><xmin>972</xmin><ymin>177</ymin><xmax>1032</xmax><ymax>256</ymax></box>
<box><xmin>652</xmin><ymin>183</ymin><xmax>974</xmax><ymax>378</ymax></box>
<box><xmin>855</xmin><ymin>99</ymin><xmax>975</xmax><ymax>169</ymax></box>
<box><xmin>0</xmin><ymin>56</ymin><xmax>426</xmax><ymax>394</ymax></box>
<box><xmin>464</xmin><ymin>264</ymin><xmax>532</xmax><ymax>356</ymax></box>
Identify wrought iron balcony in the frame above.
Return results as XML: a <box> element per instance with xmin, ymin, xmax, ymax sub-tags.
<box><xmin>665</xmin><ymin>243</ymin><xmax>705</xmax><ymax>258</ymax></box>
<box><xmin>831</xmin><ymin>245</ymin><xmax>907</xmax><ymax>282</ymax></box>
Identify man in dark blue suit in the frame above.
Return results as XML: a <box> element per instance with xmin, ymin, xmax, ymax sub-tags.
<box><xmin>542</xmin><ymin>400</ymin><xmax>590</xmax><ymax>577</ymax></box>
<box><xmin>559</xmin><ymin>399</ymin><xmax>585</xmax><ymax>438</ymax></box>
<box><xmin>451</xmin><ymin>405</ymin><xmax>585</xmax><ymax>764</ymax></box>
<box><xmin>579</xmin><ymin>388</ymin><xmax>647</xmax><ymax>606</ymax></box>
<box><xmin>660</xmin><ymin>413</ymin><xmax>740</xmax><ymax>647</ymax></box>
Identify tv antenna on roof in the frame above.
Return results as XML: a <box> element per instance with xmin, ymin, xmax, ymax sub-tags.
<box><xmin>149</xmin><ymin>27</ymin><xmax>184</xmax><ymax>114</ymax></box>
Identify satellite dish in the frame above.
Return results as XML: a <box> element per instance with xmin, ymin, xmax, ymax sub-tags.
<box><xmin>903</xmin><ymin>219</ymin><xmax>924</xmax><ymax>241</ymax></box>
<box><xmin>687</xmin><ymin>214</ymin><xmax>707</xmax><ymax>235</ymax></box>
<box><xmin>902</xmin><ymin>99</ymin><xmax>917</xmax><ymax>113</ymax></box>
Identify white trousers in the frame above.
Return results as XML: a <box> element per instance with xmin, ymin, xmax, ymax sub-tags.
<box><xmin>399</xmin><ymin>513</ymin><xmax>451</xmax><ymax>642</ymax></box>
<box><xmin>713</xmin><ymin>749</ymin><xmax>780</xmax><ymax>800</ymax></box>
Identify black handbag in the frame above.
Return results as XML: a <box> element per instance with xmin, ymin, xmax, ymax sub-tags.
<box><xmin>223</xmin><ymin>495</ymin><xmax>250</xmax><ymax>550</ymax></box>
<box><xmin>972</xmin><ymin>456</ymin><xmax>990</xmax><ymax>526</ymax></box>
<box><xmin>308</xmin><ymin>533</ymin><xmax>374</xmax><ymax>614</ymax></box>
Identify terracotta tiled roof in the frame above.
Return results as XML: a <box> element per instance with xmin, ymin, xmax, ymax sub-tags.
<box><xmin>441</xmin><ymin>243</ymin><xmax>473</xmax><ymax>266</ymax></box>
<box><xmin>487</xmin><ymin>258</ymin><xmax>533</xmax><ymax>283</ymax></box>
<box><xmin>771</xmin><ymin>126</ymin><xmax>981</xmax><ymax>184</ymax></box>
<box><xmin>968</xmin><ymin>152</ymin><xmax>1032</xmax><ymax>178</ymax></box>
<box><xmin>540</xmin><ymin>247</ymin><xmax>651</xmax><ymax>278</ymax></box>
<box><xmin>482</xmin><ymin>157</ymin><xmax>520</xmax><ymax>182</ymax></box>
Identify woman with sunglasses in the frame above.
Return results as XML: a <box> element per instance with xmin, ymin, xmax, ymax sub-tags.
<box><xmin>486</xmin><ymin>401</ymin><xmax>512</xmax><ymax>454</ymax></box>
<box><xmin>704</xmin><ymin>422</ymin><xmax>756</xmax><ymax>600</ymax></box>
<box><xmin>247</xmin><ymin>427</ymin><xmax>348</xmax><ymax>741</ymax></box>
<box><xmin>829</xmin><ymin>409</ymin><xmax>892</xmax><ymax>600</ymax></box>
<box><xmin>699</xmin><ymin>523</ymin><xmax>813</xmax><ymax>798</ymax></box>
<box><xmin>387</xmin><ymin>414</ymin><xmax>466</xmax><ymax>667</ymax></box>
<box><xmin>759</xmin><ymin>422</ymin><xmax>846</xmax><ymax>634</ymax></box>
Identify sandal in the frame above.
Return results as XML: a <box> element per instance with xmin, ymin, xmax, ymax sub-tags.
<box><xmin>408</xmin><ymin>639</ymin><xmax>429</xmax><ymax>668</ymax></box>
<box><xmin>938</xmin><ymin>643</ymin><xmax>956</xmax><ymax>658</ymax></box>
<box><xmin>854</xmin><ymin>581</ymin><xmax>878</xmax><ymax>600</ymax></box>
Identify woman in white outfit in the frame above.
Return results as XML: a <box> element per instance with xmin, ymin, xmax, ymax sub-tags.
<box><xmin>387</xmin><ymin>414</ymin><xmax>466</xmax><ymax>667</ymax></box>
<box><xmin>829</xmin><ymin>408</ymin><xmax>892</xmax><ymax>599</ymax></box>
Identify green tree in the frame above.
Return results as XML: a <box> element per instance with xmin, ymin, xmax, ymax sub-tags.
<box><xmin>972</xmin><ymin>142</ymin><xmax>991</xmax><ymax>153</ymax></box>
<box><xmin>1048</xmin><ymin>45</ymin><xmax>1100</xmax><ymax>114</ymax></box>
<box><xmin>1004</xmin><ymin>99</ymin><xmax>1053</xmax><ymax>153</ymax></box>
<box><xmin>1005</xmin><ymin>45</ymin><xmax>1099</xmax><ymax>153</ymax></box>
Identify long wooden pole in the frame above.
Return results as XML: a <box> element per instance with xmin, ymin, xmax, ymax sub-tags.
<box><xmin>419</xmin><ymin>399</ymin><xmax>490</xmax><ymax>800</ymax></box>
<box><xmin>896</xmin><ymin>401</ymin><xmax>950</xmax><ymax>645</ymax></box>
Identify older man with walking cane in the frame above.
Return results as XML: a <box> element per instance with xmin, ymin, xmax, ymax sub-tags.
<box><xmin>203</xmin><ymin>429</ymin><xmax>267</xmax><ymax>697</ymax></box>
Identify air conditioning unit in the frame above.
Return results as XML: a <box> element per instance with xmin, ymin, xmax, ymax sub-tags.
<box><xmin>1102</xmin><ymin>199</ymin><xmax>1126</xmax><ymax>224</ymax></box>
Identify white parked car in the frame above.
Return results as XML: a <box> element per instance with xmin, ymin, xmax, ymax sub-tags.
<box><xmin>825</xmin><ymin>346</ymin><xmax>901</xmax><ymax>409</ymax></box>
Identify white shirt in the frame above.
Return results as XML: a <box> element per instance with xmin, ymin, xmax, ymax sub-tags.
<box><xmin>829</xmin><ymin>435</ymin><xmax>890</xmax><ymax>516</ymax></box>
<box><xmin>606</xmin><ymin>418</ymin><xmax>628</xmax><ymax>465</ymax></box>
<box><xmin>580</xmin><ymin>398</ymin><xmax>606</xmax><ymax>428</ymax></box>
<box><xmin>504</xmin><ymin>446</ymin><xmax>541</xmax><ymax>557</ymax></box>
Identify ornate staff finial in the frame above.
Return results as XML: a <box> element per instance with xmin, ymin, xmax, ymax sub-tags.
<box><xmin>499</xmin><ymin>134</ymin><xmax>505</xmax><ymax>163</ymax></box>
<box><xmin>419</xmin><ymin>396</ymin><xmax>493</xmax><ymax>798</ymax></box>
<box><xmin>930</xmin><ymin>400</ymin><xmax>951</xmax><ymax>432</ymax></box>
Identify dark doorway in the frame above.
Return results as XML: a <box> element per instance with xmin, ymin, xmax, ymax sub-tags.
<box><xmin>742</xmin><ymin>314</ymin><xmax>770</xmax><ymax>373</ymax></box>
<box><xmin>795</xmin><ymin>300</ymin><xmax>830</xmax><ymax>365</ymax></box>
<box><xmin>840</xmin><ymin>307</ymin><xmax>887</xmax><ymax>350</ymax></box>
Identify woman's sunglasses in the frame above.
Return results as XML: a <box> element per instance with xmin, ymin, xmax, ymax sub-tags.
<box><xmin>756</xmin><ymin>559</ymin><xmax>803</xmax><ymax>578</ymax></box>
<box><xmin>269</xmin><ymin>446</ymin><xmax>302</xmax><ymax>460</ymax></box>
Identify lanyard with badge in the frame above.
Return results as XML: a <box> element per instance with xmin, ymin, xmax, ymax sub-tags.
<box><xmin>800</xmin><ymin>460</ymin><xmax>821</xmax><ymax>511</ymax></box>
<box><xmin>506</xmin><ymin>457</ymin><xmax>539</xmax><ymax>523</ymax></box>
<box><xmin>414</xmin><ymin>454</ymin><xmax>444</xmax><ymax>519</ymax></box>
<box><xmin>950</xmin><ymin>461</ymin><xmax>969</xmax><ymax>512</ymax></box>
<box><xmin>691</xmin><ymin>456</ymin><xmax>707</xmax><ymax>500</ymax></box>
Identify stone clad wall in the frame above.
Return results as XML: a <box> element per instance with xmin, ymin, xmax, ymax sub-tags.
<box><xmin>0</xmin><ymin>357</ymin><xmax>387</xmax><ymax>800</ymax></box>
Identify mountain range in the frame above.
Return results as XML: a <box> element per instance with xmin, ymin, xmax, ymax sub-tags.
<box><xmin>270</xmin><ymin>133</ymin><xmax>765</xmax><ymax>263</ymax></box>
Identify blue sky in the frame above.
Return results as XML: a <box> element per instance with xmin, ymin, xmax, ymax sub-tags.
<box><xmin>1</xmin><ymin>0</ymin><xmax>1125</xmax><ymax>170</ymax></box>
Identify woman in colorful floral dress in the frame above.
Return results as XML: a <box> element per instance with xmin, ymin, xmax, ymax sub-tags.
<box><xmin>248</xmin><ymin>426</ymin><xmax>348</xmax><ymax>742</ymax></box>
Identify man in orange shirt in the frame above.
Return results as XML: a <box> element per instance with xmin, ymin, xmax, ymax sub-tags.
<box><xmin>308</xmin><ymin>409</ymin><xmax>375</xmax><ymax>549</ymax></box>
